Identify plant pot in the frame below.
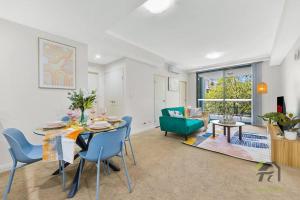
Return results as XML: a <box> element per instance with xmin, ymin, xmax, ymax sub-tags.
<box><xmin>284</xmin><ymin>130</ymin><xmax>298</xmax><ymax>140</ymax></box>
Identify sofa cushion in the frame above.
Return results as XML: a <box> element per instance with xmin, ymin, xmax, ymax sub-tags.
<box><xmin>161</xmin><ymin>107</ymin><xmax>185</xmax><ymax>116</ymax></box>
<box><xmin>186</xmin><ymin>119</ymin><xmax>204</xmax><ymax>133</ymax></box>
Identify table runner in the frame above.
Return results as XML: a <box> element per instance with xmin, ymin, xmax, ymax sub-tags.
<box><xmin>42</xmin><ymin>127</ymin><xmax>84</xmax><ymax>163</ymax></box>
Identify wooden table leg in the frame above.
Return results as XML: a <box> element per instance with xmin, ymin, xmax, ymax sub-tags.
<box><xmin>239</xmin><ymin>126</ymin><xmax>242</xmax><ymax>140</ymax></box>
<box><xmin>224</xmin><ymin>126</ymin><xmax>226</xmax><ymax>136</ymax></box>
<box><xmin>212</xmin><ymin>124</ymin><xmax>216</xmax><ymax>137</ymax></box>
<box><xmin>227</xmin><ymin>127</ymin><xmax>231</xmax><ymax>143</ymax></box>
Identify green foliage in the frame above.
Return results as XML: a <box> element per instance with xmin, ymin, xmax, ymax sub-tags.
<box><xmin>67</xmin><ymin>89</ymin><xmax>96</xmax><ymax>111</ymax></box>
<box><xmin>204</xmin><ymin>76</ymin><xmax>252</xmax><ymax>116</ymax></box>
<box><xmin>259</xmin><ymin>112</ymin><xmax>300</xmax><ymax>131</ymax></box>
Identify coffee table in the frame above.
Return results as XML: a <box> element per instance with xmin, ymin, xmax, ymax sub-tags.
<box><xmin>211</xmin><ymin>120</ymin><xmax>245</xmax><ymax>143</ymax></box>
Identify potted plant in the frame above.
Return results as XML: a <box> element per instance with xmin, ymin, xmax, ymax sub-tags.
<box><xmin>68</xmin><ymin>89</ymin><xmax>96</xmax><ymax>125</ymax></box>
<box><xmin>259</xmin><ymin>112</ymin><xmax>300</xmax><ymax>140</ymax></box>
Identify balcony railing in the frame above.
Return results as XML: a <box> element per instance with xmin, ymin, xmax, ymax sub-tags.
<box><xmin>197</xmin><ymin>99</ymin><xmax>252</xmax><ymax>123</ymax></box>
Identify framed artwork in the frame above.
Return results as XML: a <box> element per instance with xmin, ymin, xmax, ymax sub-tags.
<box><xmin>38</xmin><ymin>38</ymin><xmax>76</xmax><ymax>89</ymax></box>
<box><xmin>168</xmin><ymin>77</ymin><xmax>179</xmax><ymax>91</ymax></box>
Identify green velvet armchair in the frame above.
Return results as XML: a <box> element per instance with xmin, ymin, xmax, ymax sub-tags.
<box><xmin>159</xmin><ymin>107</ymin><xmax>204</xmax><ymax>140</ymax></box>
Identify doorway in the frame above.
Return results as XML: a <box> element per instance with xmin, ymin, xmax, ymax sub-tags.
<box><xmin>179</xmin><ymin>81</ymin><xmax>187</xmax><ymax>106</ymax></box>
<box><xmin>154</xmin><ymin>75</ymin><xmax>167</xmax><ymax>125</ymax></box>
<box><xmin>88</xmin><ymin>71</ymin><xmax>99</xmax><ymax>112</ymax></box>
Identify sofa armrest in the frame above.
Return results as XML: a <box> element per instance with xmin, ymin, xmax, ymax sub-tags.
<box><xmin>159</xmin><ymin>116</ymin><xmax>187</xmax><ymax>133</ymax></box>
<box><xmin>190</xmin><ymin>112</ymin><xmax>210</xmax><ymax>130</ymax></box>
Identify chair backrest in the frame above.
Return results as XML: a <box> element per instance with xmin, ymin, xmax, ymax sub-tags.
<box><xmin>61</xmin><ymin>116</ymin><xmax>70</xmax><ymax>122</ymax></box>
<box><xmin>85</xmin><ymin>127</ymin><xmax>127</xmax><ymax>162</ymax></box>
<box><xmin>122</xmin><ymin>116</ymin><xmax>132</xmax><ymax>138</ymax></box>
<box><xmin>3</xmin><ymin>128</ymin><xmax>32</xmax><ymax>163</ymax></box>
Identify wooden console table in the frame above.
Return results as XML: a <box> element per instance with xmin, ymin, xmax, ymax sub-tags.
<box><xmin>268</xmin><ymin>123</ymin><xmax>300</xmax><ymax>168</ymax></box>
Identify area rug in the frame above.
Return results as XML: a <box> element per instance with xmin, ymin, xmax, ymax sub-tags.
<box><xmin>183</xmin><ymin>128</ymin><xmax>271</xmax><ymax>163</ymax></box>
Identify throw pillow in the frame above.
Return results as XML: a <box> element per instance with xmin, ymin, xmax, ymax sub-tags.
<box><xmin>190</xmin><ymin>108</ymin><xmax>203</xmax><ymax>117</ymax></box>
<box><xmin>168</xmin><ymin>110</ymin><xmax>184</xmax><ymax>118</ymax></box>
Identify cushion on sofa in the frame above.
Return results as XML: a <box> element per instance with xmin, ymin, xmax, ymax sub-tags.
<box><xmin>161</xmin><ymin>107</ymin><xmax>185</xmax><ymax>116</ymax></box>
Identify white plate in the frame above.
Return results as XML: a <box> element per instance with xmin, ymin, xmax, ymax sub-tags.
<box><xmin>43</xmin><ymin>124</ymin><xmax>65</xmax><ymax>129</ymax></box>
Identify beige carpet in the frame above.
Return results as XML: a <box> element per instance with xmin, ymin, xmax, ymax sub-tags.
<box><xmin>1</xmin><ymin>126</ymin><xmax>300</xmax><ymax>200</ymax></box>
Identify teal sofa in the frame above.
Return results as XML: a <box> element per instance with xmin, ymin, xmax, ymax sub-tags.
<box><xmin>159</xmin><ymin>107</ymin><xmax>204</xmax><ymax>140</ymax></box>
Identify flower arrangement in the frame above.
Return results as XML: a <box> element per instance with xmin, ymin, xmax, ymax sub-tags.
<box><xmin>67</xmin><ymin>89</ymin><xmax>96</xmax><ymax>124</ymax></box>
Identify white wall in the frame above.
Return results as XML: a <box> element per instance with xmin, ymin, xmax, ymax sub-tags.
<box><xmin>260</xmin><ymin>62</ymin><xmax>283</xmax><ymax>114</ymax></box>
<box><xmin>0</xmin><ymin>19</ymin><xmax>88</xmax><ymax>171</ymax></box>
<box><xmin>88</xmin><ymin>62</ymin><xmax>105</xmax><ymax>111</ymax></box>
<box><xmin>187</xmin><ymin>73</ymin><xmax>197</xmax><ymax>107</ymax></box>
<box><xmin>102</xmin><ymin>58</ymin><xmax>188</xmax><ymax>133</ymax></box>
<box><xmin>280</xmin><ymin>37</ymin><xmax>300</xmax><ymax>115</ymax></box>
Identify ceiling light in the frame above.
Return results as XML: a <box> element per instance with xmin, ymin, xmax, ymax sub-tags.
<box><xmin>95</xmin><ymin>54</ymin><xmax>102</xmax><ymax>59</ymax></box>
<box><xmin>143</xmin><ymin>0</ymin><xmax>174</xmax><ymax>14</ymax></box>
<box><xmin>205</xmin><ymin>52</ymin><xmax>224</xmax><ymax>59</ymax></box>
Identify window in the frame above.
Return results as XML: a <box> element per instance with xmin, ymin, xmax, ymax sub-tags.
<box><xmin>196</xmin><ymin>65</ymin><xmax>252</xmax><ymax>124</ymax></box>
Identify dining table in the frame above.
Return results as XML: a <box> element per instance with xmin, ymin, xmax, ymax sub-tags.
<box><xmin>33</xmin><ymin>119</ymin><xmax>127</xmax><ymax>198</ymax></box>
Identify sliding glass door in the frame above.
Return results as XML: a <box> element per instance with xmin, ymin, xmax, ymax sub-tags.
<box><xmin>197</xmin><ymin>65</ymin><xmax>252</xmax><ymax>124</ymax></box>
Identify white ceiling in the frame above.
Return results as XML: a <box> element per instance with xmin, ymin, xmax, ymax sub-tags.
<box><xmin>110</xmin><ymin>0</ymin><xmax>285</xmax><ymax>69</ymax></box>
<box><xmin>0</xmin><ymin>0</ymin><xmax>296</xmax><ymax>70</ymax></box>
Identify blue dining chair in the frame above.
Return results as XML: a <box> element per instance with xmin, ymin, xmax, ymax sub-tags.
<box><xmin>61</xmin><ymin>116</ymin><xmax>70</xmax><ymax>122</ymax></box>
<box><xmin>77</xmin><ymin>127</ymin><xmax>132</xmax><ymax>200</ymax></box>
<box><xmin>2</xmin><ymin>128</ymin><xmax>42</xmax><ymax>200</ymax></box>
<box><xmin>122</xmin><ymin>116</ymin><xmax>136</xmax><ymax>165</ymax></box>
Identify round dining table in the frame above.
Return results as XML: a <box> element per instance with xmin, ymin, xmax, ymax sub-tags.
<box><xmin>33</xmin><ymin>120</ymin><xmax>127</xmax><ymax>198</ymax></box>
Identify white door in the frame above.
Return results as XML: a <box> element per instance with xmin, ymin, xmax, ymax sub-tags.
<box><xmin>88</xmin><ymin>72</ymin><xmax>99</xmax><ymax>112</ymax></box>
<box><xmin>104</xmin><ymin>68</ymin><xmax>124</xmax><ymax>116</ymax></box>
<box><xmin>154</xmin><ymin>75</ymin><xmax>167</xmax><ymax>125</ymax></box>
<box><xmin>179</xmin><ymin>81</ymin><xmax>187</xmax><ymax>106</ymax></box>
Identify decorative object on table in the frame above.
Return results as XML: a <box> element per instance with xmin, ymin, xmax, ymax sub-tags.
<box><xmin>168</xmin><ymin>77</ymin><xmax>179</xmax><ymax>91</ymax></box>
<box><xmin>184</xmin><ymin>127</ymin><xmax>271</xmax><ymax>163</ymax></box>
<box><xmin>219</xmin><ymin>114</ymin><xmax>236</xmax><ymax>125</ymax></box>
<box><xmin>68</xmin><ymin>89</ymin><xmax>96</xmax><ymax>125</ymax></box>
<box><xmin>259</xmin><ymin>112</ymin><xmax>300</xmax><ymax>139</ymax></box>
<box><xmin>38</xmin><ymin>38</ymin><xmax>76</xmax><ymax>89</ymax></box>
<box><xmin>257</xmin><ymin>82</ymin><xmax>268</xmax><ymax>94</ymax></box>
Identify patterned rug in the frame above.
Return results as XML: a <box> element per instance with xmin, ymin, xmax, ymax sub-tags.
<box><xmin>183</xmin><ymin>127</ymin><xmax>271</xmax><ymax>163</ymax></box>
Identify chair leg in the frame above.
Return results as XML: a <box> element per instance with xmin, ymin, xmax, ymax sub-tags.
<box><xmin>96</xmin><ymin>160</ymin><xmax>101</xmax><ymax>200</ymax></box>
<box><xmin>165</xmin><ymin>131</ymin><xmax>167</xmax><ymax>136</ymax></box>
<box><xmin>121</xmin><ymin>149</ymin><xmax>132</xmax><ymax>193</ymax></box>
<box><xmin>59</xmin><ymin>160</ymin><xmax>66</xmax><ymax>191</ymax></box>
<box><xmin>107</xmin><ymin>159</ymin><xmax>111</xmax><ymax>175</ymax></box>
<box><xmin>128</xmin><ymin>137</ymin><xmax>136</xmax><ymax>165</ymax></box>
<box><xmin>3</xmin><ymin>160</ymin><xmax>17</xmax><ymax>200</ymax></box>
<box><xmin>77</xmin><ymin>158</ymin><xmax>84</xmax><ymax>190</ymax></box>
<box><xmin>124</xmin><ymin>142</ymin><xmax>128</xmax><ymax>156</ymax></box>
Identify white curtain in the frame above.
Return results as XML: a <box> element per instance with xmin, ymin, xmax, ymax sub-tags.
<box><xmin>251</xmin><ymin>62</ymin><xmax>263</xmax><ymax>125</ymax></box>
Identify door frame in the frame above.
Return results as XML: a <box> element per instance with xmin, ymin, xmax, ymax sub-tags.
<box><xmin>88</xmin><ymin>71</ymin><xmax>99</xmax><ymax>111</ymax></box>
<box><xmin>179</xmin><ymin>81</ymin><xmax>187</xmax><ymax>106</ymax></box>
<box><xmin>154</xmin><ymin>74</ymin><xmax>167</xmax><ymax>125</ymax></box>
